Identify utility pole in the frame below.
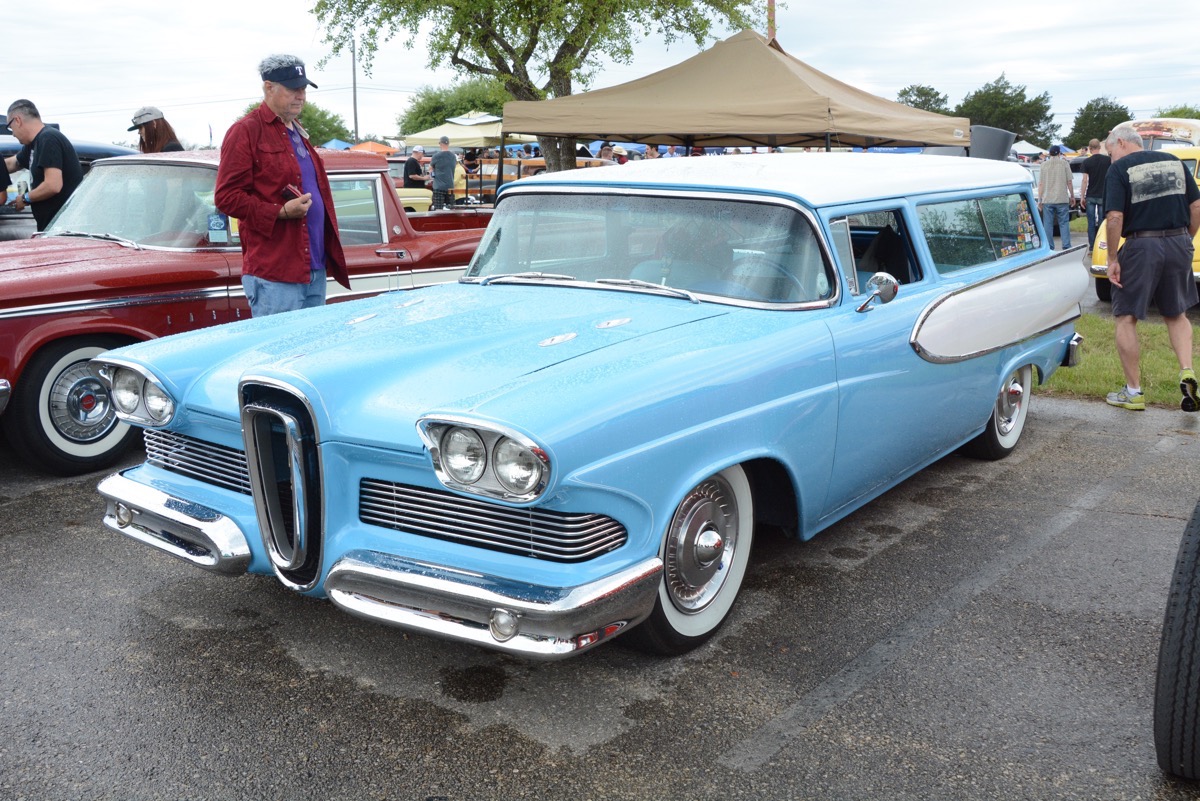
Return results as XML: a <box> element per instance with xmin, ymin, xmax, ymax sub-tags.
<box><xmin>351</xmin><ymin>37</ymin><xmax>360</xmax><ymax>143</ymax></box>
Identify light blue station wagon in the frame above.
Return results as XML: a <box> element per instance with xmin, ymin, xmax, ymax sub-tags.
<box><xmin>94</xmin><ymin>153</ymin><xmax>1086</xmax><ymax>659</ymax></box>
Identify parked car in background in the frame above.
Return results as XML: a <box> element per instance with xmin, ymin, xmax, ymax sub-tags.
<box><xmin>1129</xmin><ymin>118</ymin><xmax>1200</xmax><ymax>150</ymax></box>
<box><xmin>0</xmin><ymin>134</ymin><xmax>138</xmax><ymax>241</ymax></box>
<box><xmin>1088</xmin><ymin>146</ymin><xmax>1200</xmax><ymax>301</ymax></box>
<box><xmin>460</xmin><ymin>156</ymin><xmax>615</xmax><ymax>204</ymax></box>
<box><xmin>94</xmin><ymin>153</ymin><xmax>1084</xmax><ymax>660</ymax></box>
<box><xmin>0</xmin><ymin>149</ymin><xmax>490</xmax><ymax>475</ymax></box>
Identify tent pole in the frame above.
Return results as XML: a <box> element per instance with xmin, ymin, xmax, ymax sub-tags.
<box><xmin>496</xmin><ymin>132</ymin><xmax>507</xmax><ymax>204</ymax></box>
<box><xmin>824</xmin><ymin>133</ymin><xmax>831</xmax><ymax>152</ymax></box>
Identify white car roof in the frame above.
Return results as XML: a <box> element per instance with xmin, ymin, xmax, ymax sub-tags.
<box><xmin>507</xmin><ymin>152</ymin><xmax>1033</xmax><ymax>208</ymax></box>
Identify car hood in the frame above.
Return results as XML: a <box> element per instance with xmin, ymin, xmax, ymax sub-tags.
<box><xmin>117</xmin><ymin>282</ymin><xmax>729</xmax><ymax>451</ymax></box>
<box><xmin>0</xmin><ymin>235</ymin><xmax>134</xmax><ymax>273</ymax></box>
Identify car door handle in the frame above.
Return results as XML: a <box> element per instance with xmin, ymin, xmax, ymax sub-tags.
<box><xmin>375</xmin><ymin>248</ymin><xmax>408</xmax><ymax>260</ymax></box>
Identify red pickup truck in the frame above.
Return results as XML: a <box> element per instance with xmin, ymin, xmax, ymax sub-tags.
<box><xmin>0</xmin><ymin>149</ymin><xmax>490</xmax><ymax>475</ymax></box>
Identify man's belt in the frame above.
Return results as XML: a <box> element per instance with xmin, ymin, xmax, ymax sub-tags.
<box><xmin>1127</xmin><ymin>227</ymin><xmax>1189</xmax><ymax>239</ymax></box>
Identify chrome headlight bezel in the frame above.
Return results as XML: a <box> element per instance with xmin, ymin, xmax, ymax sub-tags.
<box><xmin>93</xmin><ymin>358</ymin><xmax>177</xmax><ymax>427</ymax></box>
<box><xmin>418</xmin><ymin>416</ymin><xmax>551</xmax><ymax>502</ymax></box>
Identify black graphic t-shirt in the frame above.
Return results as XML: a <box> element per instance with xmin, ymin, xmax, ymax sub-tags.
<box><xmin>1103</xmin><ymin>150</ymin><xmax>1199</xmax><ymax>235</ymax></box>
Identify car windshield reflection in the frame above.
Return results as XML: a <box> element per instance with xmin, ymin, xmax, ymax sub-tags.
<box><xmin>465</xmin><ymin>193</ymin><xmax>834</xmax><ymax>305</ymax></box>
<box><xmin>44</xmin><ymin>162</ymin><xmax>229</xmax><ymax>249</ymax></box>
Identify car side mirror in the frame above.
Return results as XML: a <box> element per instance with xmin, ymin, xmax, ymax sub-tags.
<box><xmin>855</xmin><ymin>272</ymin><xmax>899</xmax><ymax>313</ymax></box>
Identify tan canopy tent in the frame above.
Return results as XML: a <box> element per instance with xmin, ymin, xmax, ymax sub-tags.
<box><xmin>405</xmin><ymin>111</ymin><xmax>537</xmax><ymax>149</ymax></box>
<box><xmin>503</xmin><ymin>29</ymin><xmax>970</xmax><ymax>150</ymax></box>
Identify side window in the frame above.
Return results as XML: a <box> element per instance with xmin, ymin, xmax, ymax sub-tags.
<box><xmin>329</xmin><ymin>177</ymin><xmax>384</xmax><ymax>246</ymax></box>
<box><xmin>830</xmin><ymin>210</ymin><xmax>920</xmax><ymax>294</ymax></box>
<box><xmin>917</xmin><ymin>193</ymin><xmax>1038</xmax><ymax>274</ymax></box>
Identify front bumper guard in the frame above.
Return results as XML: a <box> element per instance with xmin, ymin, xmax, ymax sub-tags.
<box><xmin>326</xmin><ymin>550</ymin><xmax>662</xmax><ymax>660</ymax></box>
<box><xmin>98</xmin><ymin>472</ymin><xmax>252</xmax><ymax>575</ymax></box>
<box><xmin>98</xmin><ymin>471</ymin><xmax>662</xmax><ymax>658</ymax></box>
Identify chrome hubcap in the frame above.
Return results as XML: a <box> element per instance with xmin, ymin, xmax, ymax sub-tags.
<box><xmin>996</xmin><ymin>372</ymin><xmax>1025</xmax><ymax>436</ymax></box>
<box><xmin>664</xmin><ymin>476</ymin><xmax>738</xmax><ymax>614</ymax></box>
<box><xmin>50</xmin><ymin>363</ymin><xmax>115</xmax><ymax>442</ymax></box>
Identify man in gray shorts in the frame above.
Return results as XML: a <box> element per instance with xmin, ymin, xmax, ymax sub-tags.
<box><xmin>1102</xmin><ymin>122</ymin><xmax>1200</xmax><ymax>412</ymax></box>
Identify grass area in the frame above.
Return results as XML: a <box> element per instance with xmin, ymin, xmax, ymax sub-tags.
<box><xmin>1037</xmin><ymin>312</ymin><xmax>1192</xmax><ymax>407</ymax></box>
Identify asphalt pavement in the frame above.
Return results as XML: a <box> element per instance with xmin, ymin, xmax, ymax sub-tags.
<box><xmin>3</xmin><ymin>394</ymin><xmax>1200</xmax><ymax>800</ymax></box>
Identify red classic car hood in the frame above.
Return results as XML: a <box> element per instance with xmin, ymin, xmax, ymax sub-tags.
<box><xmin>0</xmin><ymin>235</ymin><xmax>130</xmax><ymax>273</ymax></box>
<box><xmin>0</xmin><ymin>235</ymin><xmax>227</xmax><ymax>308</ymax></box>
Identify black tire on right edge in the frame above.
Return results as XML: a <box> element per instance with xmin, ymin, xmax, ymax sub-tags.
<box><xmin>1154</xmin><ymin>498</ymin><xmax>1200</xmax><ymax>780</ymax></box>
<box><xmin>1095</xmin><ymin>277</ymin><xmax>1111</xmax><ymax>302</ymax></box>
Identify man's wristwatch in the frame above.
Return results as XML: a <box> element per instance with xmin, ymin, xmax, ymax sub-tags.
<box><xmin>23</xmin><ymin>192</ymin><xmax>30</xmax><ymax>203</ymax></box>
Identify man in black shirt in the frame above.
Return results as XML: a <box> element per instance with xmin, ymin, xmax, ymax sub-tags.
<box><xmin>403</xmin><ymin>145</ymin><xmax>427</xmax><ymax>188</ymax></box>
<box><xmin>3</xmin><ymin>99</ymin><xmax>83</xmax><ymax>231</ymax></box>
<box><xmin>1102</xmin><ymin>122</ymin><xmax>1200</xmax><ymax>413</ymax></box>
<box><xmin>1080</xmin><ymin>138</ymin><xmax>1111</xmax><ymax>250</ymax></box>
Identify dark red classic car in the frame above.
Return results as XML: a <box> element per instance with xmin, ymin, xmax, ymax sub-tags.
<box><xmin>0</xmin><ymin>149</ymin><xmax>490</xmax><ymax>475</ymax></box>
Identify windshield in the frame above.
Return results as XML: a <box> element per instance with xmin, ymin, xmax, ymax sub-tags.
<box><xmin>466</xmin><ymin>193</ymin><xmax>833</xmax><ymax>304</ymax></box>
<box><xmin>45</xmin><ymin>161</ymin><xmax>229</xmax><ymax>249</ymax></box>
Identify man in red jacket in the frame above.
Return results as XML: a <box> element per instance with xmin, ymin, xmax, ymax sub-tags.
<box><xmin>215</xmin><ymin>54</ymin><xmax>349</xmax><ymax>317</ymax></box>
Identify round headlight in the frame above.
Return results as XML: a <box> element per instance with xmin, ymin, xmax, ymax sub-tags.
<box><xmin>111</xmin><ymin>369</ymin><xmax>143</xmax><ymax>415</ymax></box>
<box><xmin>143</xmin><ymin>382</ymin><xmax>175</xmax><ymax>422</ymax></box>
<box><xmin>441</xmin><ymin>427</ymin><xmax>486</xmax><ymax>484</ymax></box>
<box><xmin>492</xmin><ymin>437</ymin><xmax>544</xmax><ymax>495</ymax></box>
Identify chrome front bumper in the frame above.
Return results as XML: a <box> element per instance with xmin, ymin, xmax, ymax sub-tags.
<box><xmin>325</xmin><ymin>551</ymin><xmax>663</xmax><ymax>659</ymax></box>
<box><xmin>98</xmin><ymin>470</ymin><xmax>663</xmax><ymax>659</ymax></box>
<box><xmin>97</xmin><ymin>472</ymin><xmax>252</xmax><ymax>574</ymax></box>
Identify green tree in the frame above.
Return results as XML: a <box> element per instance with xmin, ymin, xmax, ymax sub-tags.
<box><xmin>1065</xmin><ymin>96</ymin><xmax>1131</xmax><ymax>150</ymax></box>
<box><xmin>953</xmin><ymin>74</ymin><xmax>1057</xmax><ymax>146</ymax></box>
<box><xmin>239</xmin><ymin>100</ymin><xmax>353</xmax><ymax>145</ymax></box>
<box><xmin>896</xmin><ymin>84</ymin><xmax>950</xmax><ymax>114</ymax></box>
<box><xmin>400</xmin><ymin>76</ymin><xmax>511</xmax><ymax>134</ymax></box>
<box><xmin>313</xmin><ymin>0</ymin><xmax>760</xmax><ymax>170</ymax></box>
<box><xmin>1157</xmin><ymin>104</ymin><xmax>1200</xmax><ymax>119</ymax></box>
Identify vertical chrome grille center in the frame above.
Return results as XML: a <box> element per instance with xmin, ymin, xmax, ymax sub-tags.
<box><xmin>240</xmin><ymin>382</ymin><xmax>324</xmax><ymax>591</ymax></box>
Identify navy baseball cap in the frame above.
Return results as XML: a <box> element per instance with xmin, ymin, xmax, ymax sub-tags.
<box><xmin>262</xmin><ymin>61</ymin><xmax>318</xmax><ymax>90</ymax></box>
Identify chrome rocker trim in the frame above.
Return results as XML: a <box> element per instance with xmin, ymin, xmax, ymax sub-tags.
<box><xmin>325</xmin><ymin>550</ymin><xmax>663</xmax><ymax>660</ymax></box>
<box><xmin>97</xmin><ymin>472</ymin><xmax>251</xmax><ymax>574</ymax></box>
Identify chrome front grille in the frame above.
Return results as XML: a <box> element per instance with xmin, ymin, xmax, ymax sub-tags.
<box><xmin>360</xmin><ymin>480</ymin><xmax>627</xmax><ymax>562</ymax></box>
<box><xmin>144</xmin><ymin>429</ymin><xmax>251</xmax><ymax>494</ymax></box>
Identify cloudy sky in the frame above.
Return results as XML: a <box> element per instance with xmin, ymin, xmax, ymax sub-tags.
<box><xmin>10</xmin><ymin>1</ymin><xmax>1198</xmax><ymax>149</ymax></box>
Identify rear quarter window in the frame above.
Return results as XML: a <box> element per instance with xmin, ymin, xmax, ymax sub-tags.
<box><xmin>917</xmin><ymin>193</ymin><xmax>1039</xmax><ymax>274</ymax></box>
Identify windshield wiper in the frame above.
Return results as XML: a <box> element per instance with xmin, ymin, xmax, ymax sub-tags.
<box><xmin>48</xmin><ymin>231</ymin><xmax>143</xmax><ymax>250</ymax></box>
<box><xmin>478</xmin><ymin>271</ymin><xmax>578</xmax><ymax>285</ymax></box>
<box><xmin>595</xmin><ymin>278</ymin><xmax>699</xmax><ymax>303</ymax></box>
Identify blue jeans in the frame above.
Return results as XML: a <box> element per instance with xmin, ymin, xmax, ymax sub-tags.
<box><xmin>1041</xmin><ymin>203</ymin><xmax>1071</xmax><ymax>249</ymax></box>
<box><xmin>242</xmin><ymin>271</ymin><xmax>327</xmax><ymax>317</ymax></box>
<box><xmin>1085</xmin><ymin>198</ymin><xmax>1104</xmax><ymax>249</ymax></box>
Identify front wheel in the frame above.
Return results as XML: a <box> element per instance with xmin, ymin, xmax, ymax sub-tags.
<box><xmin>1154</xmin><ymin>499</ymin><xmax>1200</xmax><ymax>780</ymax></box>
<box><xmin>960</xmin><ymin>365</ymin><xmax>1032</xmax><ymax>461</ymax></box>
<box><xmin>1095</xmin><ymin>278</ymin><xmax>1111</xmax><ymax>302</ymax></box>
<box><xmin>2</xmin><ymin>337</ymin><xmax>140</xmax><ymax>475</ymax></box>
<box><xmin>626</xmin><ymin>465</ymin><xmax>754</xmax><ymax>655</ymax></box>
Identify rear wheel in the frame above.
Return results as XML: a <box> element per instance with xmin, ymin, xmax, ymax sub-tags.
<box><xmin>960</xmin><ymin>365</ymin><xmax>1031</xmax><ymax>461</ymax></box>
<box><xmin>626</xmin><ymin>465</ymin><xmax>754</xmax><ymax>655</ymax></box>
<box><xmin>1095</xmin><ymin>277</ymin><xmax>1111</xmax><ymax>302</ymax></box>
<box><xmin>2</xmin><ymin>337</ymin><xmax>139</xmax><ymax>475</ymax></box>
<box><xmin>1154</xmin><ymin>499</ymin><xmax>1200</xmax><ymax>780</ymax></box>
